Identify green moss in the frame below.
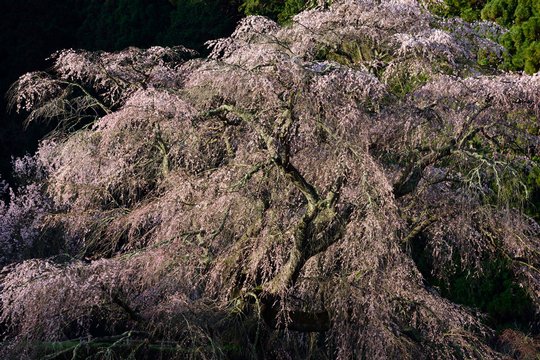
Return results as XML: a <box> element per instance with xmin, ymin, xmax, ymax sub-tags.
<box><xmin>454</xmin><ymin>112</ymin><xmax>540</xmax><ymax>213</ymax></box>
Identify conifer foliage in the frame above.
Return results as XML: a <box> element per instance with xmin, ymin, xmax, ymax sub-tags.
<box><xmin>1</xmin><ymin>0</ymin><xmax>540</xmax><ymax>358</ymax></box>
<box><xmin>440</xmin><ymin>0</ymin><xmax>540</xmax><ymax>73</ymax></box>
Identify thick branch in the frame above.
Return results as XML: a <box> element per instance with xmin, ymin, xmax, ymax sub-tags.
<box><xmin>402</xmin><ymin>214</ymin><xmax>439</xmax><ymax>244</ymax></box>
<box><xmin>273</xmin><ymin>156</ymin><xmax>320</xmax><ymax>206</ymax></box>
<box><xmin>207</xmin><ymin>105</ymin><xmax>320</xmax><ymax>204</ymax></box>
<box><xmin>393</xmin><ymin>147</ymin><xmax>452</xmax><ymax>198</ymax></box>
<box><xmin>264</xmin><ymin>179</ymin><xmax>350</xmax><ymax>295</ymax></box>
<box><xmin>206</xmin><ymin>105</ymin><xmax>350</xmax><ymax>297</ymax></box>
<box><xmin>264</xmin><ymin>206</ymin><xmax>318</xmax><ymax>295</ymax></box>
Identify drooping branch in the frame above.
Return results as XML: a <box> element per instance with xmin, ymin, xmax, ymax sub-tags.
<box><xmin>206</xmin><ymin>105</ymin><xmax>320</xmax><ymax>205</ymax></box>
<box><xmin>261</xmin><ymin>298</ymin><xmax>331</xmax><ymax>332</ymax></box>
<box><xmin>57</xmin><ymin>80</ymin><xmax>112</xmax><ymax>115</ymax></box>
<box><xmin>393</xmin><ymin>102</ymin><xmax>492</xmax><ymax>198</ymax></box>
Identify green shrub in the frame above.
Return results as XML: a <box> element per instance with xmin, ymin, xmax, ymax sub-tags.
<box><xmin>444</xmin><ymin>0</ymin><xmax>540</xmax><ymax>73</ymax></box>
<box><xmin>444</xmin><ymin>0</ymin><xmax>488</xmax><ymax>21</ymax></box>
<box><xmin>240</xmin><ymin>0</ymin><xmax>306</xmax><ymax>24</ymax></box>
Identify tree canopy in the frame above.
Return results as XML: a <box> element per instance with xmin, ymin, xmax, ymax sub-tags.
<box><xmin>1</xmin><ymin>0</ymin><xmax>540</xmax><ymax>359</ymax></box>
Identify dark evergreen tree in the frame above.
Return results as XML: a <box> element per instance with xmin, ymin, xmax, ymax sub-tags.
<box><xmin>482</xmin><ymin>0</ymin><xmax>540</xmax><ymax>74</ymax></box>
<box><xmin>240</xmin><ymin>0</ymin><xmax>306</xmax><ymax>23</ymax></box>
<box><xmin>161</xmin><ymin>0</ymin><xmax>240</xmax><ymax>52</ymax></box>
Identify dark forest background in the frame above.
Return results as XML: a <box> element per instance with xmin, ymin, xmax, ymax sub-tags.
<box><xmin>0</xmin><ymin>0</ymin><xmax>244</xmax><ymax>185</ymax></box>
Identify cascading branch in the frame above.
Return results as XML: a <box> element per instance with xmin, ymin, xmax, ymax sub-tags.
<box><xmin>1</xmin><ymin>0</ymin><xmax>539</xmax><ymax>358</ymax></box>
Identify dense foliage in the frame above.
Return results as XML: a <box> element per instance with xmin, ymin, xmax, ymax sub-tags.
<box><xmin>440</xmin><ymin>0</ymin><xmax>540</xmax><ymax>74</ymax></box>
<box><xmin>240</xmin><ymin>0</ymin><xmax>307</xmax><ymax>23</ymax></box>
<box><xmin>484</xmin><ymin>0</ymin><xmax>540</xmax><ymax>74</ymax></box>
<box><xmin>441</xmin><ymin>0</ymin><xmax>488</xmax><ymax>21</ymax></box>
<box><xmin>1</xmin><ymin>0</ymin><xmax>540</xmax><ymax>359</ymax></box>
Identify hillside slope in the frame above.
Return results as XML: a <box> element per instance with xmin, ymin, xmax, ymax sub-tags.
<box><xmin>1</xmin><ymin>0</ymin><xmax>539</xmax><ymax>358</ymax></box>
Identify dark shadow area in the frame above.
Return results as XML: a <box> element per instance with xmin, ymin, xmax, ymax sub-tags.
<box><xmin>0</xmin><ymin>0</ymin><xmax>241</xmax><ymax>185</ymax></box>
<box><xmin>411</xmin><ymin>234</ymin><xmax>538</xmax><ymax>334</ymax></box>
